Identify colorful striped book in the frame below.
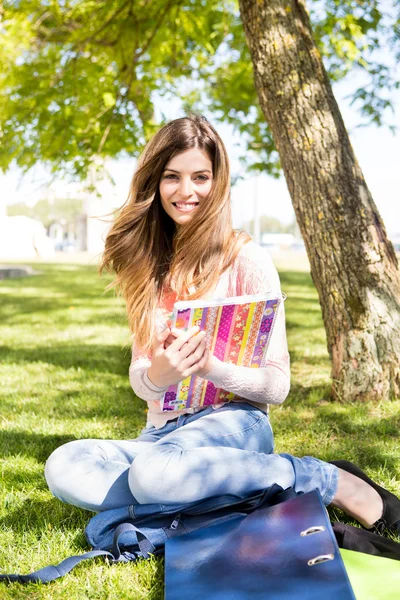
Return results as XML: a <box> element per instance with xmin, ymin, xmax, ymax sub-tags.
<box><xmin>160</xmin><ymin>293</ymin><xmax>283</xmax><ymax>412</ymax></box>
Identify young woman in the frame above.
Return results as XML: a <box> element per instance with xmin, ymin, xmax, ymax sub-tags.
<box><xmin>45</xmin><ymin>115</ymin><xmax>399</xmax><ymax>535</ymax></box>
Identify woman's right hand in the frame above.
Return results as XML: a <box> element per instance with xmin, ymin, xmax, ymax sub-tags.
<box><xmin>147</xmin><ymin>325</ymin><xmax>208</xmax><ymax>388</ymax></box>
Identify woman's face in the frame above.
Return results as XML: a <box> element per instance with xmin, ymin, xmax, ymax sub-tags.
<box><xmin>159</xmin><ymin>147</ymin><xmax>213</xmax><ymax>226</ymax></box>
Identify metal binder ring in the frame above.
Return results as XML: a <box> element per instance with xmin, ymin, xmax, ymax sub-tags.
<box><xmin>300</xmin><ymin>525</ymin><xmax>326</xmax><ymax>536</ymax></box>
<box><xmin>308</xmin><ymin>554</ymin><xmax>335</xmax><ymax>566</ymax></box>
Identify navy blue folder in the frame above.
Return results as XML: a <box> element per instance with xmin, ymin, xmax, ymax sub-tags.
<box><xmin>165</xmin><ymin>490</ymin><xmax>355</xmax><ymax>599</ymax></box>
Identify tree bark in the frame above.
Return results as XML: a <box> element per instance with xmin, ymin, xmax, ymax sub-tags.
<box><xmin>239</xmin><ymin>0</ymin><xmax>400</xmax><ymax>401</ymax></box>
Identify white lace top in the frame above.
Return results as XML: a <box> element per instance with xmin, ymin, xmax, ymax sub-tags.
<box><xmin>129</xmin><ymin>240</ymin><xmax>290</xmax><ymax>428</ymax></box>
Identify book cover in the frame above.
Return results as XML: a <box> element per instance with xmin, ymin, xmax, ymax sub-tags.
<box><xmin>161</xmin><ymin>293</ymin><xmax>283</xmax><ymax>412</ymax></box>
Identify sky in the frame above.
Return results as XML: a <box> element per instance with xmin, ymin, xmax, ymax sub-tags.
<box><xmin>1</xmin><ymin>75</ymin><xmax>399</xmax><ymax>237</ymax></box>
<box><xmin>229</xmin><ymin>77</ymin><xmax>400</xmax><ymax>235</ymax></box>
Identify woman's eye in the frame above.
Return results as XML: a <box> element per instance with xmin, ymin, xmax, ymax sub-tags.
<box><xmin>163</xmin><ymin>174</ymin><xmax>209</xmax><ymax>181</ymax></box>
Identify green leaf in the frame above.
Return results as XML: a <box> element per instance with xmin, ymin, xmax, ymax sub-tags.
<box><xmin>102</xmin><ymin>93</ymin><xmax>116</xmax><ymax>108</ymax></box>
<box><xmin>0</xmin><ymin>0</ymin><xmax>398</xmax><ymax>179</ymax></box>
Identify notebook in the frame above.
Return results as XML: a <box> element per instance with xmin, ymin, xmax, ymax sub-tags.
<box><xmin>161</xmin><ymin>293</ymin><xmax>284</xmax><ymax>412</ymax></box>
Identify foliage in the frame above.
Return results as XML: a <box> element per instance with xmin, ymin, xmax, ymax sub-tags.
<box><xmin>7</xmin><ymin>197</ymin><xmax>84</xmax><ymax>228</ymax></box>
<box><xmin>310</xmin><ymin>0</ymin><xmax>400</xmax><ymax>129</ymax></box>
<box><xmin>0</xmin><ymin>0</ymin><xmax>399</xmax><ymax>179</ymax></box>
<box><xmin>0</xmin><ymin>0</ymin><xmax>234</xmax><ymax>179</ymax></box>
<box><xmin>0</xmin><ymin>259</ymin><xmax>398</xmax><ymax>598</ymax></box>
<box><xmin>245</xmin><ymin>216</ymin><xmax>299</xmax><ymax>236</ymax></box>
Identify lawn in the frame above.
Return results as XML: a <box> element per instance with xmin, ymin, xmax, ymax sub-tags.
<box><xmin>0</xmin><ymin>261</ymin><xmax>399</xmax><ymax>599</ymax></box>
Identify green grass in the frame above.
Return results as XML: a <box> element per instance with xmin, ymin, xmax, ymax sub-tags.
<box><xmin>0</xmin><ymin>263</ymin><xmax>399</xmax><ymax>598</ymax></box>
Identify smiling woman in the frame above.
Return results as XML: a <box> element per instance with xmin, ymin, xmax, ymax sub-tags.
<box><xmin>159</xmin><ymin>148</ymin><xmax>213</xmax><ymax>223</ymax></box>
<box><xmin>43</xmin><ymin>114</ymin><xmax>400</xmax><ymax>541</ymax></box>
<box><xmin>98</xmin><ymin>114</ymin><xmax>250</xmax><ymax>354</ymax></box>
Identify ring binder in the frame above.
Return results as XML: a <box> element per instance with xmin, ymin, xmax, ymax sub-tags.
<box><xmin>308</xmin><ymin>554</ymin><xmax>335</xmax><ymax>566</ymax></box>
<box><xmin>301</xmin><ymin>525</ymin><xmax>326</xmax><ymax>536</ymax></box>
<box><xmin>165</xmin><ymin>490</ymin><xmax>355</xmax><ymax>599</ymax></box>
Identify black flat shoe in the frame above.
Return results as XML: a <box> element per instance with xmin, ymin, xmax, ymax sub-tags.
<box><xmin>330</xmin><ymin>459</ymin><xmax>400</xmax><ymax>535</ymax></box>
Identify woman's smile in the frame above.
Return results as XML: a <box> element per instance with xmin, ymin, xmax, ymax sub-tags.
<box><xmin>172</xmin><ymin>202</ymin><xmax>199</xmax><ymax>212</ymax></box>
<box><xmin>159</xmin><ymin>147</ymin><xmax>213</xmax><ymax>224</ymax></box>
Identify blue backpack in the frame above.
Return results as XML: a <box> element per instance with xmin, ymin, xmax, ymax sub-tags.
<box><xmin>0</xmin><ymin>484</ymin><xmax>296</xmax><ymax>584</ymax></box>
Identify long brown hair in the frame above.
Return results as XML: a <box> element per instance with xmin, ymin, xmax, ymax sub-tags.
<box><xmin>100</xmin><ymin>115</ymin><xmax>251</xmax><ymax>353</ymax></box>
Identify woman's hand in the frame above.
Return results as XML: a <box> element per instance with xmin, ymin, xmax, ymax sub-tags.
<box><xmin>165</xmin><ymin>327</ymin><xmax>214</xmax><ymax>378</ymax></box>
<box><xmin>147</xmin><ymin>325</ymin><xmax>211</xmax><ymax>389</ymax></box>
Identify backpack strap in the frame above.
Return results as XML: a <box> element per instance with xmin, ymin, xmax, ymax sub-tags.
<box><xmin>0</xmin><ymin>523</ymin><xmax>156</xmax><ymax>584</ymax></box>
<box><xmin>0</xmin><ymin>485</ymin><xmax>298</xmax><ymax>584</ymax></box>
<box><xmin>0</xmin><ymin>550</ymin><xmax>112</xmax><ymax>584</ymax></box>
<box><xmin>112</xmin><ymin>523</ymin><xmax>156</xmax><ymax>559</ymax></box>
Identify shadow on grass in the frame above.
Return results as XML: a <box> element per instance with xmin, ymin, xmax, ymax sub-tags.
<box><xmin>0</xmin><ymin>297</ymin><xmax>126</xmax><ymax>327</ymax></box>
<box><xmin>0</xmin><ymin>390</ymin><xmax>142</xmax><ymax>421</ymax></box>
<box><xmin>284</xmin><ymin>382</ymin><xmax>330</xmax><ymax>403</ymax></box>
<box><xmin>289</xmin><ymin>352</ymin><xmax>329</xmax><ymax>365</ymax></box>
<box><xmin>275</xmin><ymin>386</ymin><xmax>400</xmax><ymax>475</ymax></box>
<box><xmin>0</xmin><ymin>492</ymin><xmax>165</xmax><ymax>596</ymax></box>
<box><xmin>0</xmin><ymin>497</ymin><xmax>90</xmax><ymax>540</ymax></box>
<box><xmin>0</xmin><ymin>344</ymin><xmax>131</xmax><ymax>376</ymax></box>
<box><xmin>0</xmin><ymin>264</ymin><xmax>121</xmax><ymax>326</ymax></box>
<box><xmin>0</xmin><ymin>431</ymin><xmax>79</xmax><ymax>462</ymax></box>
<box><xmin>1</xmin><ymin>465</ymin><xmax>48</xmax><ymax>490</ymax></box>
<box><xmin>320</xmin><ymin>410</ymin><xmax>400</xmax><ymax>462</ymax></box>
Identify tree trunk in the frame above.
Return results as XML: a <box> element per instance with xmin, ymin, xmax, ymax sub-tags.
<box><xmin>239</xmin><ymin>0</ymin><xmax>400</xmax><ymax>401</ymax></box>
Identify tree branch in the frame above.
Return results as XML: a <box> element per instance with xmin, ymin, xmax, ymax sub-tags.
<box><xmin>95</xmin><ymin>0</ymin><xmax>178</xmax><ymax>153</ymax></box>
<box><xmin>133</xmin><ymin>0</ymin><xmax>177</xmax><ymax>64</ymax></box>
<box><xmin>77</xmin><ymin>0</ymin><xmax>131</xmax><ymax>47</ymax></box>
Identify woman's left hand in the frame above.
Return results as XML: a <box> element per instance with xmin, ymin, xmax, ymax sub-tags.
<box><xmin>165</xmin><ymin>328</ymin><xmax>215</xmax><ymax>378</ymax></box>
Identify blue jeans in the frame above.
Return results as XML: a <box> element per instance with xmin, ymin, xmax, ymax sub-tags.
<box><xmin>45</xmin><ymin>402</ymin><xmax>338</xmax><ymax>512</ymax></box>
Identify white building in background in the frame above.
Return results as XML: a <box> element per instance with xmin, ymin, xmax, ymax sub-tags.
<box><xmin>73</xmin><ymin>161</ymin><xmax>126</xmax><ymax>253</ymax></box>
<box><xmin>43</xmin><ymin>200</ymin><xmax>115</xmax><ymax>255</ymax></box>
<box><xmin>3</xmin><ymin>158</ymin><xmax>125</xmax><ymax>257</ymax></box>
<box><xmin>79</xmin><ymin>195</ymin><xmax>115</xmax><ymax>254</ymax></box>
<box><xmin>0</xmin><ymin>216</ymin><xmax>55</xmax><ymax>259</ymax></box>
